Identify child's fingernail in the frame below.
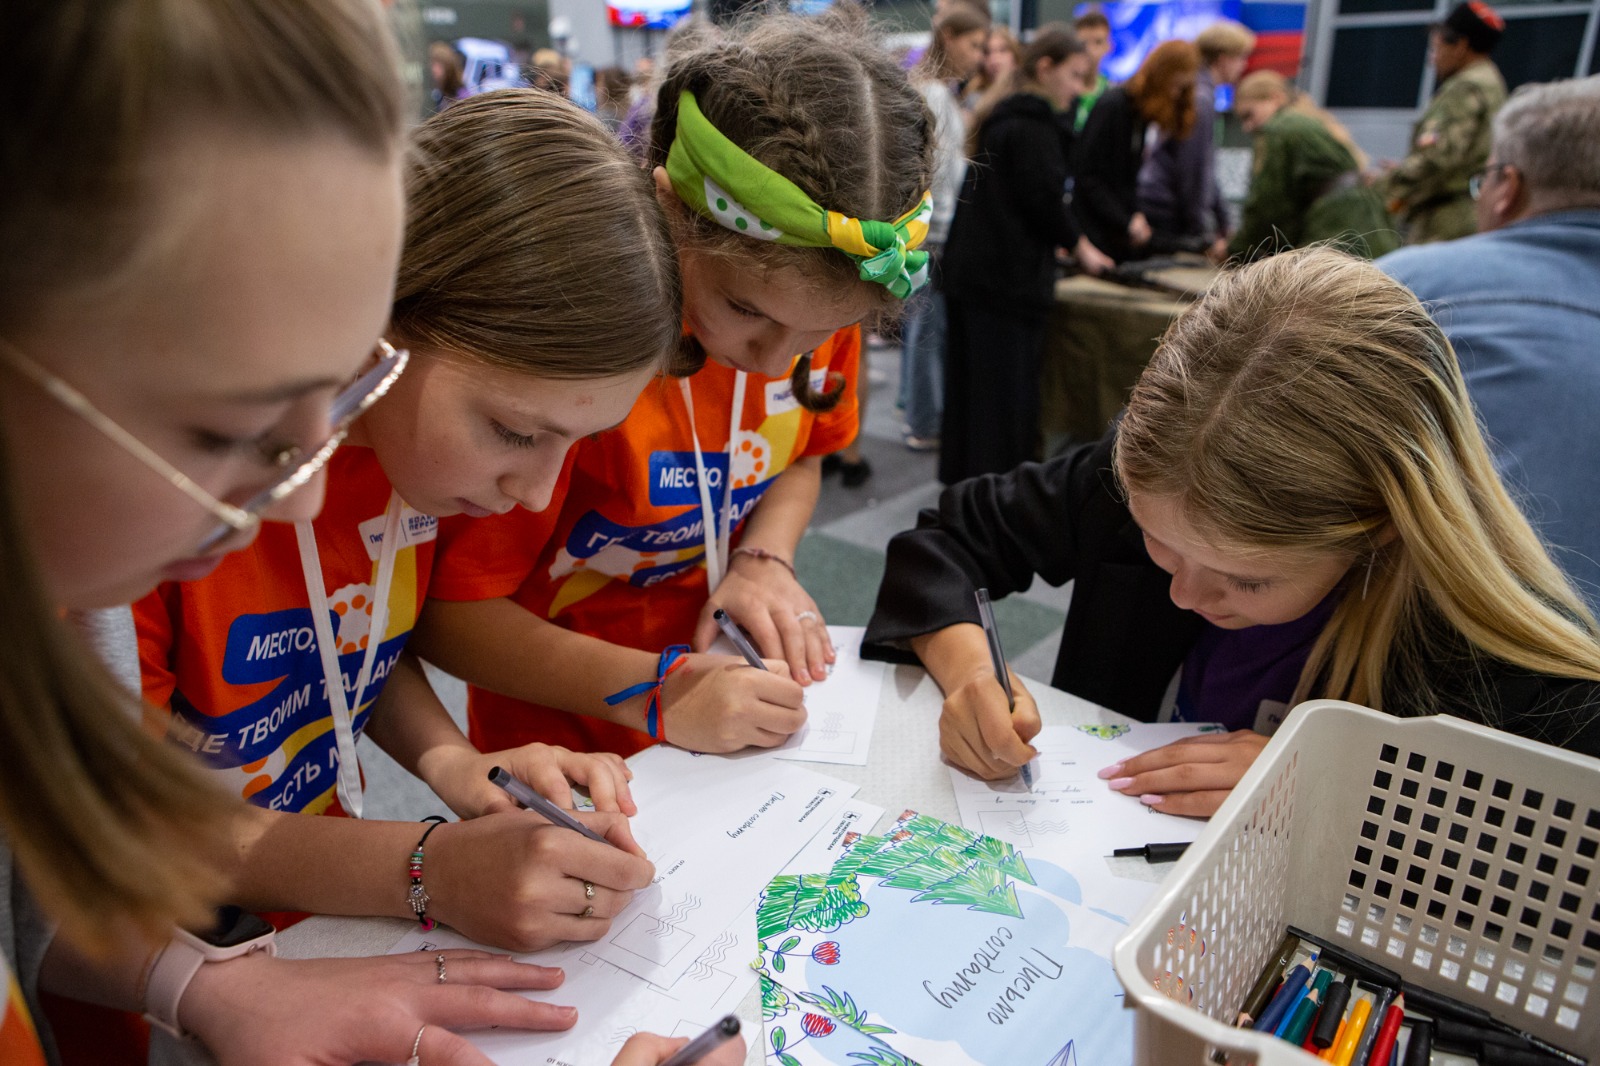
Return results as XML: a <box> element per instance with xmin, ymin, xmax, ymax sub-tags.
<box><xmin>1140</xmin><ymin>794</ymin><xmax>1164</xmax><ymax>806</ymax></box>
<box><xmin>1107</xmin><ymin>777</ymin><xmax>1135</xmax><ymax>790</ymax></box>
<box><xmin>1097</xmin><ymin>762</ymin><xmax>1125</xmax><ymax>780</ymax></box>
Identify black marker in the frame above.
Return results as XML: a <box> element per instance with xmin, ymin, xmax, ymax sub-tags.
<box><xmin>1112</xmin><ymin>842</ymin><xmax>1189</xmax><ymax>863</ymax></box>
<box><xmin>659</xmin><ymin>1015</ymin><xmax>741</xmax><ymax>1066</ymax></box>
<box><xmin>1401</xmin><ymin>1020</ymin><xmax>1432</xmax><ymax>1066</ymax></box>
<box><xmin>1311</xmin><ymin>978</ymin><xmax>1352</xmax><ymax>1050</ymax></box>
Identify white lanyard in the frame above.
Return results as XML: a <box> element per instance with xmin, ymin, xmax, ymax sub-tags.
<box><xmin>678</xmin><ymin>371</ymin><xmax>746</xmax><ymax>592</ymax></box>
<box><xmin>294</xmin><ymin>490</ymin><xmax>403</xmax><ymax>819</ymax></box>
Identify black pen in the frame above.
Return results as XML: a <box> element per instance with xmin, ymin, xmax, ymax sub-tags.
<box><xmin>1112</xmin><ymin>842</ymin><xmax>1190</xmax><ymax>862</ymax></box>
<box><xmin>487</xmin><ymin>766</ymin><xmax>616</xmax><ymax>847</ymax></box>
<box><xmin>974</xmin><ymin>589</ymin><xmax>1032</xmax><ymax>789</ymax></box>
<box><xmin>713</xmin><ymin>608</ymin><xmax>768</xmax><ymax>671</ymax></box>
<box><xmin>659</xmin><ymin>1014</ymin><xmax>741</xmax><ymax>1066</ymax></box>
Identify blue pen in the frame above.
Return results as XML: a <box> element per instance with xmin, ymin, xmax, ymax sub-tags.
<box><xmin>975</xmin><ymin>589</ymin><xmax>1033</xmax><ymax>790</ymax></box>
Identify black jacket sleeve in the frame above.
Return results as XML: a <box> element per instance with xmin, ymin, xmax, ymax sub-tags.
<box><xmin>863</xmin><ymin>433</ymin><xmax>1117</xmax><ymax>658</ymax></box>
<box><xmin>1071</xmin><ymin>91</ymin><xmax>1137</xmax><ymax>259</ymax></box>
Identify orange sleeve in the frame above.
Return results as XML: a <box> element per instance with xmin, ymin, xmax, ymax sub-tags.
<box><xmin>428</xmin><ymin>468</ymin><xmax>572</xmax><ymax>603</ymax></box>
<box><xmin>799</xmin><ymin>324</ymin><xmax>862</xmax><ymax>458</ymax></box>
<box><xmin>131</xmin><ymin>584</ymin><xmax>179</xmax><ymax>734</ymax></box>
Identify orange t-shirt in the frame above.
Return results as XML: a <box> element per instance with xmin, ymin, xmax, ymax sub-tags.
<box><xmin>431</xmin><ymin>329</ymin><xmax>862</xmax><ymax>757</ymax></box>
<box><xmin>134</xmin><ymin>447</ymin><xmax>448</xmax><ymax>816</ymax></box>
<box><xmin>1</xmin><ymin>956</ymin><xmax>46</xmax><ymax>1066</ymax></box>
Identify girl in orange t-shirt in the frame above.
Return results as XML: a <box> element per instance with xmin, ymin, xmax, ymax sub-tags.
<box><xmin>415</xmin><ymin>10</ymin><xmax>938</xmax><ymax>759</ymax></box>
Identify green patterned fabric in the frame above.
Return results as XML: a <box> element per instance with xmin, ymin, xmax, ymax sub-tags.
<box><xmin>665</xmin><ymin>91</ymin><xmax>932</xmax><ymax>298</ymax></box>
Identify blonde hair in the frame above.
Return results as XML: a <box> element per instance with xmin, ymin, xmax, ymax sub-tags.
<box><xmin>1237</xmin><ymin>70</ymin><xmax>1369</xmax><ymax>170</ymax></box>
<box><xmin>1195</xmin><ymin>20</ymin><xmax>1257</xmax><ymax>65</ymax></box>
<box><xmin>0</xmin><ymin>0</ymin><xmax>406</xmax><ymax>950</ymax></box>
<box><xmin>1116</xmin><ymin>249</ymin><xmax>1600</xmax><ymax>735</ymax></box>
<box><xmin>391</xmin><ymin>89</ymin><xmax>681</xmax><ymax>380</ymax></box>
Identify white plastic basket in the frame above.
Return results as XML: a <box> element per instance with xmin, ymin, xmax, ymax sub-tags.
<box><xmin>1113</xmin><ymin>700</ymin><xmax>1600</xmax><ymax>1064</ymax></box>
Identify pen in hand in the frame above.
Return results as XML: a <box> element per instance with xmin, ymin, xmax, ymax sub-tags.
<box><xmin>975</xmin><ymin>588</ymin><xmax>1032</xmax><ymax>788</ymax></box>
<box><xmin>975</xmin><ymin>588</ymin><xmax>1014</xmax><ymax>710</ymax></box>
<box><xmin>712</xmin><ymin>608</ymin><xmax>768</xmax><ymax>671</ymax></box>
<box><xmin>487</xmin><ymin>766</ymin><xmax>617</xmax><ymax>848</ymax></box>
<box><xmin>658</xmin><ymin>1015</ymin><xmax>741</xmax><ymax>1066</ymax></box>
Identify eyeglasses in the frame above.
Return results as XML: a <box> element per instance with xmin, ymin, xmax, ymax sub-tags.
<box><xmin>1468</xmin><ymin>162</ymin><xmax>1512</xmax><ymax>201</ymax></box>
<box><xmin>1</xmin><ymin>336</ymin><xmax>408</xmax><ymax>554</ymax></box>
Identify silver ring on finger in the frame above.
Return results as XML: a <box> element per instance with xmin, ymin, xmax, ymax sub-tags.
<box><xmin>795</xmin><ymin>610</ymin><xmax>818</xmax><ymax>623</ymax></box>
<box><xmin>408</xmin><ymin>1023</ymin><xmax>427</xmax><ymax>1065</ymax></box>
<box><xmin>583</xmin><ymin>880</ymin><xmax>595</xmax><ymax>900</ymax></box>
<box><xmin>435</xmin><ymin>953</ymin><xmax>447</xmax><ymax>984</ymax></box>
<box><xmin>582</xmin><ymin>904</ymin><xmax>596</xmax><ymax>918</ymax></box>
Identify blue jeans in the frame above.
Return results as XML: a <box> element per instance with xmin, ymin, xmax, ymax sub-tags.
<box><xmin>897</xmin><ymin>283</ymin><xmax>947</xmax><ymax>439</ymax></box>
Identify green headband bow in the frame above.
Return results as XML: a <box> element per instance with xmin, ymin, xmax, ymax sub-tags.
<box><xmin>665</xmin><ymin>91</ymin><xmax>932</xmax><ymax>299</ymax></box>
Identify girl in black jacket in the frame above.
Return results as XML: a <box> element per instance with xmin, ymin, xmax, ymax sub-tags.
<box><xmin>867</xmin><ymin>248</ymin><xmax>1600</xmax><ymax>815</ymax></box>
<box><xmin>938</xmin><ymin>23</ymin><xmax>1111</xmax><ymax>485</ymax></box>
<box><xmin>1071</xmin><ymin>39</ymin><xmax>1200</xmax><ymax>263</ymax></box>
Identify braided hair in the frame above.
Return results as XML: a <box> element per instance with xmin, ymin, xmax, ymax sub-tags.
<box><xmin>648</xmin><ymin>5</ymin><xmax>934</xmax><ymax>410</ymax></box>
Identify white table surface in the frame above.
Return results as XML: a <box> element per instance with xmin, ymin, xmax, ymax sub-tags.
<box><xmin>262</xmin><ymin>664</ymin><xmax>1166</xmax><ymax>1066</ymax></box>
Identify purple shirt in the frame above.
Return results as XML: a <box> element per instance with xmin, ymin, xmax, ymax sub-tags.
<box><xmin>1174</xmin><ymin>591</ymin><xmax>1341</xmax><ymax>731</ymax></box>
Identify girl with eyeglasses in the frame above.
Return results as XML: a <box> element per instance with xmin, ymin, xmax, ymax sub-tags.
<box><xmin>0</xmin><ymin>2</ymin><xmax>739</xmax><ymax>1065</ymax></box>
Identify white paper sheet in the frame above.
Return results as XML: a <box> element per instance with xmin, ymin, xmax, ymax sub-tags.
<box><xmin>585</xmin><ymin>747</ymin><xmax>857</xmax><ymax>985</ymax></box>
<box><xmin>709</xmin><ymin>625</ymin><xmax>885</xmax><ymax>765</ymax></box>
<box><xmin>388</xmin><ymin>748</ymin><xmax>862</xmax><ymax>1065</ymax></box>
<box><xmin>392</xmin><ymin>919</ymin><xmax>755</xmax><ymax>1066</ymax></box>
<box><xmin>950</xmin><ymin>721</ymin><xmax>1223</xmax><ymax>868</ymax></box>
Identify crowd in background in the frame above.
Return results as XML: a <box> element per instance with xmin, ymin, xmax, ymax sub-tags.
<box><xmin>3</xmin><ymin>4</ymin><xmax>1597</xmax><ymax>1065</ymax></box>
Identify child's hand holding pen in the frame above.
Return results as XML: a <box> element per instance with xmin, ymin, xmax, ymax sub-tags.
<box><xmin>610</xmin><ymin>1028</ymin><xmax>745</xmax><ymax>1066</ymax></box>
<box><xmin>909</xmin><ymin>621</ymin><xmax>1041</xmax><ymax>781</ymax></box>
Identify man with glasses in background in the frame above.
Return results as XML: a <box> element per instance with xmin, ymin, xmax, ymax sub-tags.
<box><xmin>1377</xmin><ymin>1</ymin><xmax>1507</xmax><ymax>244</ymax></box>
<box><xmin>1380</xmin><ymin>76</ymin><xmax>1600</xmax><ymax>609</ymax></box>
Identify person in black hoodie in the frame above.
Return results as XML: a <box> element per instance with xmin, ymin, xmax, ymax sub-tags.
<box><xmin>939</xmin><ymin>23</ymin><xmax>1112</xmax><ymax>484</ymax></box>
<box><xmin>866</xmin><ymin>249</ymin><xmax>1600</xmax><ymax>814</ymax></box>
<box><xmin>1072</xmin><ymin>39</ymin><xmax>1201</xmax><ymax>263</ymax></box>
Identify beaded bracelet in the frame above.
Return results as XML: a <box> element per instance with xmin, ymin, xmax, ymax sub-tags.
<box><xmin>603</xmin><ymin>644</ymin><xmax>690</xmax><ymax>741</ymax></box>
<box><xmin>408</xmin><ymin>815</ymin><xmax>448</xmax><ymax>930</ymax></box>
<box><xmin>730</xmin><ymin>545</ymin><xmax>795</xmax><ymax>577</ymax></box>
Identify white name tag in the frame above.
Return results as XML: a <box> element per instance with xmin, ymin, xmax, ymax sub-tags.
<box><xmin>764</xmin><ymin>367</ymin><xmax>831</xmax><ymax>415</ymax></box>
<box><xmin>357</xmin><ymin>502</ymin><xmax>437</xmax><ymax>560</ymax></box>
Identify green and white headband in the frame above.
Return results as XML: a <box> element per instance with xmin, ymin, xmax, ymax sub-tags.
<box><xmin>665</xmin><ymin>91</ymin><xmax>932</xmax><ymax>299</ymax></box>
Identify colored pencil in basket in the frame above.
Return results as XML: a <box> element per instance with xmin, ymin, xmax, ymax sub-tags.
<box><xmin>1236</xmin><ymin>930</ymin><xmax>1300</xmax><ymax>1027</ymax></box>
<box><xmin>1253</xmin><ymin>956</ymin><xmax>1316</xmax><ymax>1034</ymax></box>
<box><xmin>1331</xmin><ymin>995</ymin><xmax>1373</xmax><ymax>1066</ymax></box>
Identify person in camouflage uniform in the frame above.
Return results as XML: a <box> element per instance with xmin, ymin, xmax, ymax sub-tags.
<box><xmin>1229</xmin><ymin>71</ymin><xmax>1399</xmax><ymax>260</ymax></box>
<box><xmin>1378</xmin><ymin>1</ymin><xmax>1507</xmax><ymax>243</ymax></box>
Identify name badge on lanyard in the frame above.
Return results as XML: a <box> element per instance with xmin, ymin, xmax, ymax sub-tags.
<box><xmin>679</xmin><ymin>371</ymin><xmax>747</xmax><ymax>591</ymax></box>
<box><xmin>295</xmin><ymin>490</ymin><xmax>404</xmax><ymax>819</ymax></box>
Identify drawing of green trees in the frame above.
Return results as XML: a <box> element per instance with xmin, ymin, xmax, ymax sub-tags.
<box><xmin>911</xmin><ymin>855</ymin><xmax>1023</xmax><ymax>916</ymax></box>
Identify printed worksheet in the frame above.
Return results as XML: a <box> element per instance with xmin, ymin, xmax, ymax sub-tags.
<box><xmin>587</xmin><ymin>747</ymin><xmax>857</xmax><ymax>986</ymax></box>
<box><xmin>387</xmin><ymin>795</ymin><xmax>886</xmax><ymax>1065</ymax></box>
<box><xmin>950</xmin><ymin>722</ymin><xmax>1223</xmax><ymax>867</ymax></box>
<box><xmin>709</xmin><ymin>625</ymin><xmax>886</xmax><ymax>765</ymax></box>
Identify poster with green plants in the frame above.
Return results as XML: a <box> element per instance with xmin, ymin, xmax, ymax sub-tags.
<box><xmin>753</xmin><ymin>811</ymin><xmax>1132</xmax><ymax>1065</ymax></box>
